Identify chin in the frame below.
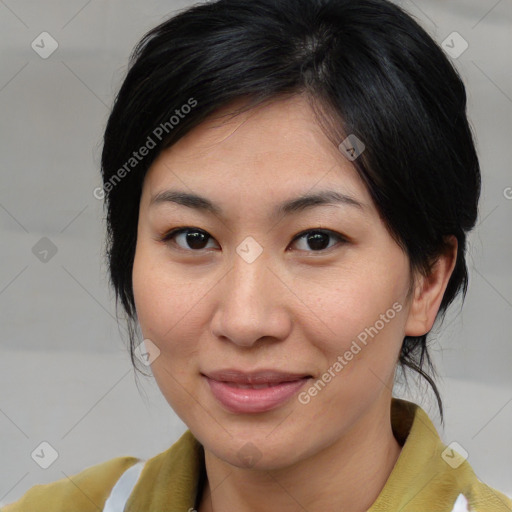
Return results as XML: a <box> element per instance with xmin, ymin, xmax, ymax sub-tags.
<box><xmin>199</xmin><ymin>427</ymin><xmax>312</xmax><ymax>471</ymax></box>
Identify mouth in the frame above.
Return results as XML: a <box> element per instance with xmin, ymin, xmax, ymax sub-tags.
<box><xmin>201</xmin><ymin>369</ymin><xmax>312</xmax><ymax>414</ymax></box>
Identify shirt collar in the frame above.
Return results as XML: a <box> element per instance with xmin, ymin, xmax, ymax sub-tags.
<box><xmin>126</xmin><ymin>397</ymin><xmax>503</xmax><ymax>511</ymax></box>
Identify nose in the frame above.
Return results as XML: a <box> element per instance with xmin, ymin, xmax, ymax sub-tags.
<box><xmin>210</xmin><ymin>247</ymin><xmax>292</xmax><ymax>348</ymax></box>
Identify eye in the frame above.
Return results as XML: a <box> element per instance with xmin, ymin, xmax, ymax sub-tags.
<box><xmin>160</xmin><ymin>227</ymin><xmax>347</xmax><ymax>253</ymax></box>
<box><xmin>289</xmin><ymin>229</ymin><xmax>347</xmax><ymax>252</ymax></box>
<box><xmin>160</xmin><ymin>227</ymin><xmax>219</xmax><ymax>251</ymax></box>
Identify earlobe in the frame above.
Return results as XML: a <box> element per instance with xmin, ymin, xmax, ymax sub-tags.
<box><xmin>404</xmin><ymin>236</ymin><xmax>458</xmax><ymax>337</ymax></box>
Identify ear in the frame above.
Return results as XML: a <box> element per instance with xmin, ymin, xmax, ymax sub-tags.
<box><xmin>404</xmin><ymin>236</ymin><xmax>458</xmax><ymax>337</ymax></box>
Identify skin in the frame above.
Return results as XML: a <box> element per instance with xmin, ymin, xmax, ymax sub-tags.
<box><xmin>132</xmin><ymin>93</ymin><xmax>457</xmax><ymax>512</ymax></box>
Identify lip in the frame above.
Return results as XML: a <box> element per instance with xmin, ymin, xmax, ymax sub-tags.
<box><xmin>202</xmin><ymin>369</ymin><xmax>312</xmax><ymax>414</ymax></box>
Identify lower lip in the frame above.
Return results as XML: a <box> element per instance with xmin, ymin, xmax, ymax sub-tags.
<box><xmin>203</xmin><ymin>376</ymin><xmax>310</xmax><ymax>414</ymax></box>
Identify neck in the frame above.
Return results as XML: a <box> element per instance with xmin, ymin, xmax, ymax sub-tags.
<box><xmin>198</xmin><ymin>397</ymin><xmax>402</xmax><ymax>512</ymax></box>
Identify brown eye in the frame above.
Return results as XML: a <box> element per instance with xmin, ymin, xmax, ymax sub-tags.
<box><xmin>160</xmin><ymin>227</ymin><xmax>347</xmax><ymax>254</ymax></box>
<box><xmin>162</xmin><ymin>228</ymin><xmax>218</xmax><ymax>251</ymax></box>
<box><xmin>290</xmin><ymin>229</ymin><xmax>347</xmax><ymax>252</ymax></box>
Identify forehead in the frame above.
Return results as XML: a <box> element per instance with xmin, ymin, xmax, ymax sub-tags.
<box><xmin>156</xmin><ymin>95</ymin><xmax>340</xmax><ymax>163</ymax></box>
<box><xmin>141</xmin><ymin>94</ymin><xmax>371</xmax><ymax>208</ymax></box>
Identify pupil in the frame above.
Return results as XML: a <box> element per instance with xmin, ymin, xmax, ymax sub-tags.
<box><xmin>308</xmin><ymin>231</ymin><xmax>329</xmax><ymax>250</ymax></box>
<box><xmin>187</xmin><ymin>230</ymin><xmax>208</xmax><ymax>249</ymax></box>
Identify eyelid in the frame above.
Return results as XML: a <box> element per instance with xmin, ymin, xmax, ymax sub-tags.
<box><xmin>291</xmin><ymin>228</ymin><xmax>348</xmax><ymax>243</ymax></box>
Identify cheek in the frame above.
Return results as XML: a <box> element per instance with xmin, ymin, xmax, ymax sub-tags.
<box><xmin>132</xmin><ymin>247</ymin><xmax>165</xmax><ymax>339</ymax></box>
<box><xmin>132</xmin><ymin>246</ymin><xmax>205</xmax><ymax>416</ymax></box>
<box><xmin>299</xmin><ymin>256</ymin><xmax>409</xmax><ymax>383</ymax></box>
<box><xmin>133</xmin><ymin>242</ymin><xmax>180</xmax><ymax>335</ymax></box>
<box><xmin>308</xmin><ymin>263</ymin><xmax>407</xmax><ymax>339</ymax></box>
<box><xmin>297</xmin><ymin>278</ymin><xmax>406</xmax><ymax>424</ymax></box>
<box><xmin>132</xmin><ymin>243</ymin><xmax>211</xmax><ymax>360</ymax></box>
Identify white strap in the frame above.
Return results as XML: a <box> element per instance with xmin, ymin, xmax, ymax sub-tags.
<box><xmin>103</xmin><ymin>460</ymin><xmax>146</xmax><ymax>512</ymax></box>
<box><xmin>449</xmin><ymin>493</ymin><xmax>470</xmax><ymax>512</ymax></box>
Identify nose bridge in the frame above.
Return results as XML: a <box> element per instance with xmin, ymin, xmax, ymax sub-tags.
<box><xmin>227</xmin><ymin>238</ymin><xmax>272</xmax><ymax>316</ymax></box>
<box><xmin>211</xmin><ymin>238</ymin><xmax>290</xmax><ymax>346</ymax></box>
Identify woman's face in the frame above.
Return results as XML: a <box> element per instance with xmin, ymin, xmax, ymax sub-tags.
<box><xmin>132</xmin><ymin>94</ymin><xmax>416</xmax><ymax>469</ymax></box>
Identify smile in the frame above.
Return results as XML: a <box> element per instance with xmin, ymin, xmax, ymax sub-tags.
<box><xmin>201</xmin><ymin>369</ymin><xmax>312</xmax><ymax>414</ymax></box>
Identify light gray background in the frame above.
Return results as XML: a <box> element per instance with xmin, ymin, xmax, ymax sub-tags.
<box><xmin>1</xmin><ymin>0</ymin><xmax>511</xmax><ymax>506</ymax></box>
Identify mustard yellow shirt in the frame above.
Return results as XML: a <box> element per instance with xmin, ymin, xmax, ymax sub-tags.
<box><xmin>3</xmin><ymin>398</ymin><xmax>511</xmax><ymax>511</ymax></box>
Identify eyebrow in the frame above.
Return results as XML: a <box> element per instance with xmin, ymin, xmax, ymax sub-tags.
<box><xmin>149</xmin><ymin>188</ymin><xmax>366</xmax><ymax>219</ymax></box>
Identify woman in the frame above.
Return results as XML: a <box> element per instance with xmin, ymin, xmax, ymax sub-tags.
<box><xmin>5</xmin><ymin>0</ymin><xmax>511</xmax><ymax>511</ymax></box>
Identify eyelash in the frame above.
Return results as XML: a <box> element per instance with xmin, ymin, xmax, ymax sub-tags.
<box><xmin>159</xmin><ymin>227</ymin><xmax>348</xmax><ymax>254</ymax></box>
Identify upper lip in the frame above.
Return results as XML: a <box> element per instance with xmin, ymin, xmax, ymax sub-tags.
<box><xmin>202</xmin><ymin>369</ymin><xmax>312</xmax><ymax>384</ymax></box>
